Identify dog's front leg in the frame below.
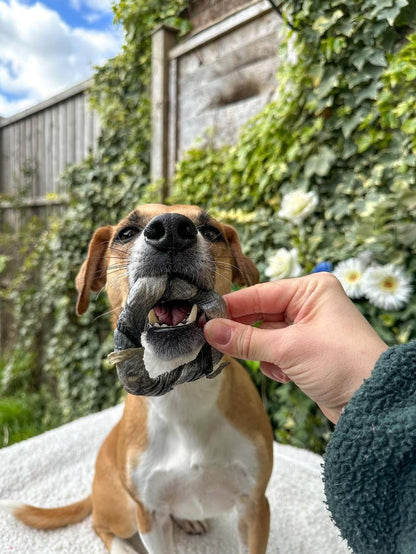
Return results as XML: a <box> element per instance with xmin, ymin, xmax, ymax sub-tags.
<box><xmin>237</xmin><ymin>494</ymin><xmax>270</xmax><ymax>554</ymax></box>
<box><xmin>138</xmin><ymin>506</ymin><xmax>174</xmax><ymax>554</ymax></box>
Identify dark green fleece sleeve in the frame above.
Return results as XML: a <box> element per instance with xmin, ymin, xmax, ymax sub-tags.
<box><xmin>324</xmin><ymin>341</ymin><xmax>416</xmax><ymax>554</ymax></box>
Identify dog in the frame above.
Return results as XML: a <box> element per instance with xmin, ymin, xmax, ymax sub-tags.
<box><xmin>3</xmin><ymin>204</ymin><xmax>273</xmax><ymax>554</ymax></box>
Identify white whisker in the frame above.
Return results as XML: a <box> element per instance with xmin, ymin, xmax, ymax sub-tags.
<box><xmin>93</xmin><ymin>305</ymin><xmax>124</xmax><ymax>322</ymax></box>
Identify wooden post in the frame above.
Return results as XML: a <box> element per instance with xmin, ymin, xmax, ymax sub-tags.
<box><xmin>0</xmin><ymin>118</ymin><xmax>3</xmax><ymax>195</ymax></box>
<box><xmin>151</xmin><ymin>25</ymin><xmax>178</xmax><ymax>201</ymax></box>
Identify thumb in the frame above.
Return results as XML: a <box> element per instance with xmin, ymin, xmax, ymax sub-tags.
<box><xmin>204</xmin><ymin>318</ymin><xmax>280</xmax><ymax>363</ymax></box>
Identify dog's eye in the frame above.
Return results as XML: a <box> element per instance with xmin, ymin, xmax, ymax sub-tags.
<box><xmin>198</xmin><ymin>225</ymin><xmax>224</xmax><ymax>243</ymax></box>
<box><xmin>114</xmin><ymin>226</ymin><xmax>141</xmax><ymax>244</ymax></box>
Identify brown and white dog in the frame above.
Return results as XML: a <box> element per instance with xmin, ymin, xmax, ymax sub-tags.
<box><xmin>3</xmin><ymin>204</ymin><xmax>273</xmax><ymax>554</ymax></box>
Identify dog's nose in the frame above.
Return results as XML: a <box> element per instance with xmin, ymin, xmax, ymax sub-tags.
<box><xmin>144</xmin><ymin>213</ymin><xmax>198</xmax><ymax>252</ymax></box>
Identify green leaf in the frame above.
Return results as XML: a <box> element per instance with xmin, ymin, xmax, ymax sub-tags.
<box><xmin>354</xmin><ymin>81</ymin><xmax>380</xmax><ymax>106</ymax></box>
<box><xmin>315</xmin><ymin>72</ymin><xmax>340</xmax><ymax>98</ymax></box>
<box><xmin>342</xmin><ymin>107</ymin><xmax>368</xmax><ymax>138</ymax></box>
<box><xmin>350</xmin><ymin>47</ymin><xmax>373</xmax><ymax>71</ymax></box>
<box><xmin>377</xmin><ymin>0</ymin><xmax>409</xmax><ymax>25</ymax></box>
<box><xmin>0</xmin><ymin>255</ymin><xmax>10</xmax><ymax>274</ymax></box>
<box><xmin>312</xmin><ymin>9</ymin><xmax>344</xmax><ymax>35</ymax></box>
<box><xmin>395</xmin><ymin>223</ymin><xmax>416</xmax><ymax>246</ymax></box>
<box><xmin>304</xmin><ymin>146</ymin><xmax>336</xmax><ymax>178</ymax></box>
<box><xmin>402</xmin><ymin>118</ymin><xmax>416</xmax><ymax>134</ymax></box>
<box><xmin>368</xmin><ymin>49</ymin><xmax>387</xmax><ymax>67</ymax></box>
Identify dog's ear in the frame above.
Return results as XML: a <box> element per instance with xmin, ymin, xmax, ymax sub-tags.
<box><xmin>221</xmin><ymin>224</ymin><xmax>259</xmax><ymax>286</ymax></box>
<box><xmin>75</xmin><ymin>226</ymin><xmax>114</xmax><ymax>315</ymax></box>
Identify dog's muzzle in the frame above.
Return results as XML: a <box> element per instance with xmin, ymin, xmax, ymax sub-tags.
<box><xmin>108</xmin><ymin>275</ymin><xmax>228</xmax><ymax>396</ymax></box>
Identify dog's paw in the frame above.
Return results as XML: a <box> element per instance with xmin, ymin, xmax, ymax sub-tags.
<box><xmin>172</xmin><ymin>516</ymin><xmax>209</xmax><ymax>534</ymax></box>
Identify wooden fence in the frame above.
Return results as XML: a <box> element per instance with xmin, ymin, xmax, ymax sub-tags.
<box><xmin>151</xmin><ymin>0</ymin><xmax>284</xmax><ymax>190</ymax></box>
<box><xmin>1</xmin><ymin>0</ymin><xmax>284</xmax><ymax>351</ymax></box>
<box><xmin>0</xmin><ymin>79</ymin><xmax>100</xmax><ymax>230</ymax></box>
<box><xmin>0</xmin><ymin>80</ymin><xmax>100</xmax><ymax>351</ymax></box>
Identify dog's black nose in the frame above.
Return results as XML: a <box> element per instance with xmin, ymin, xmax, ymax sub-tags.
<box><xmin>144</xmin><ymin>213</ymin><xmax>198</xmax><ymax>252</ymax></box>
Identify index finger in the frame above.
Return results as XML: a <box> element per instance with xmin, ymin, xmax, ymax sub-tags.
<box><xmin>224</xmin><ymin>280</ymin><xmax>297</xmax><ymax>324</ymax></box>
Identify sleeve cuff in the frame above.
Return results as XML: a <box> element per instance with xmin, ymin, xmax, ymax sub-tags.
<box><xmin>323</xmin><ymin>341</ymin><xmax>416</xmax><ymax>553</ymax></box>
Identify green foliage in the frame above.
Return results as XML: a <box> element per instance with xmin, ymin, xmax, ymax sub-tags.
<box><xmin>1</xmin><ymin>0</ymin><xmax>189</xmax><ymax>439</ymax></box>
<box><xmin>0</xmin><ymin>353</ymin><xmax>59</xmax><ymax>446</ymax></box>
<box><xmin>0</xmin><ymin>391</ymin><xmax>61</xmax><ymax>448</ymax></box>
<box><xmin>0</xmin><ymin>395</ymin><xmax>34</xmax><ymax>446</ymax></box>
<box><xmin>90</xmin><ymin>0</ymin><xmax>190</xmax><ymax>184</ymax></box>
<box><xmin>173</xmin><ymin>0</ymin><xmax>416</xmax><ymax>451</ymax></box>
<box><xmin>0</xmin><ymin>255</ymin><xmax>9</xmax><ymax>274</ymax></box>
<box><xmin>3</xmin><ymin>0</ymin><xmax>415</xmax><ymax>455</ymax></box>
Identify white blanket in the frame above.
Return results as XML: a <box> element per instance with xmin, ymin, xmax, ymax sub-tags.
<box><xmin>0</xmin><ymin>404</ymin><xmax>350</xmax><ymax>553</ymax></box>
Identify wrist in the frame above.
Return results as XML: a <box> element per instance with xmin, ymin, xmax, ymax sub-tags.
<box><xmin>320</xmin><ymin>405</ymin><xmax>344</xmax><ymax>425</ymax></box>
<box><xmin>322</xmin><ymin>341</ymin><xmax>388</xmax><ymax>424</ymax></box>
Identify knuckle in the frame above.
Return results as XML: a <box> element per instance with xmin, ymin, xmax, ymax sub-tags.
<box><xmin>236</xmin><ymin>324</ymin><xmax>255</xmax><ymax>360</ymax></box>
<box><xmin>311</xmin><ymin>271</ymin><xmax>340</xmax><ymax>290</ymax></box>
<box><xmin>322</xmin><ymin>271</ymin><xmax>343</xmax><ymax>292</ymax></box>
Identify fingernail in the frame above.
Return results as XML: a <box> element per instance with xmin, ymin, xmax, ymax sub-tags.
<box><xmin>274</xmin><ymin>371</ymin><xmax>291</xmax><ymax>384</ymax></box>
<box><xmin>263</xmin><ymin>365</ymin><xmax>290</xmax><ymax>384</ymax></box>
<box><xmin>205</xmin><ymin>320</ymin><xmax>232</xmax><ymax>346</ymax></box>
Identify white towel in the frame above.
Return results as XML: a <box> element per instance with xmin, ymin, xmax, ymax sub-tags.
<box><xmin>0</xmin><ymin>404</ymin><xmax>350</xmax><ymax>553</ymax></box>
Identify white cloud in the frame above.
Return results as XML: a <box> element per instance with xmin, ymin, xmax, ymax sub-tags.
<box><xmin>0</xmin><ymin>0</ymin><xmax>122</xmax><ymax>117</ymax></box>
<box><xmin>83</xmin><ymin>12</ymin><xmax>105</xmax><ymax>24</ymax></box>
<box><xmin>70</xmin><ymin>0</ymin><xmax>113</xmax><ymax>15</ymax></box>
<box><xmin>0</xmin><ymin>93</ymin><xmax>37</xmax><ymax>115</ymax></box>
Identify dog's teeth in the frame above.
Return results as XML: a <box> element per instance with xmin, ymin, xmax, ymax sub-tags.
<box><xmin>148</xmin><ymin>309</ymin><xmax>158</xmax><ymax>325</ymax></box>
<box><xmin>187</xmin><ymin>304</ymin><xmax>198</xmax><ymax>324</ymax></box>
<box><xmin>161</xmin><ymin>323</ymin><xmax>168</xmax><ymax>327</ymax></box>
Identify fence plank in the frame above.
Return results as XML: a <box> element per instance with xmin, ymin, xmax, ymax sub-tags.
<box><xmin>172</xmin><ymin>7</ymin><xmax>282</xmax><ymax>160</ymax></box>
<box><xmin>0</xmin><ymin>80</ymin><xmax>99</xmax><ymax>203</ymax></box>
<box><xmin>0</xmin><ymin>81</ymin><xmax>102</xmax><ymax>351</ymax></box>
<box><xmin>51</xmin><ymin>105</ymin><xmax>59</xmax><ymax>194</ymax></box>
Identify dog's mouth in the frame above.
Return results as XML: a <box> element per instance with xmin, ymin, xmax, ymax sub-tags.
<box><xmin>142</xmin><ymin>276</ymin><xmax>221</xmax><ymax>362</ymax></box>
<box><xmin>108</xmin><ymin>274</ymin><xmax>228</xmax><ymax>396</ymax></box>
<box><xmin>148</xmin><ymin>301</ymin><xmax>205</xmax><ymax>330</ymax></box>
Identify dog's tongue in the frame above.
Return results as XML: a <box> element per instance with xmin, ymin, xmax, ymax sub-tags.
<box><xmin>154</xmin><ymin>303</ymin><xmax>189</xmax><ymax>326</ymax></box>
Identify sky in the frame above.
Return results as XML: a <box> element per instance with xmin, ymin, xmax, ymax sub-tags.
<box><xmin>0</xmin><ymin>0</ymin><xmax>123</xmax><ymax>117</ymax></box>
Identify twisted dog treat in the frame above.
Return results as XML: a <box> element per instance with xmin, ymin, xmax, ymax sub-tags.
<box><xmin>108</xmin><ymin>276</ymin><xmax>228</xmax><ymax>396</ymax></box>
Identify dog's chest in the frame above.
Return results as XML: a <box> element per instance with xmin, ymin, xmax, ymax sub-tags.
<box><xmin>130</xmin><ymin>380</ymin><xmax>258</xmax><ymax>520</ymax></box>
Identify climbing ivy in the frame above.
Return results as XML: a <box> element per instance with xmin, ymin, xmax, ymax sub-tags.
<box><xmin>174</xmin><ymin>0</ymin><xmax>416</xmax><ymax>342</ymax></box>
<box><xmin>173</xmin><ymin>0</ymin><xmax>416</xmax><ymax>450</ymax></box>
<box><xmin>2</xmin><ymin>0</ymin><xmax>416</xmax><ymax>453</ymax></box>
<box><xmin>1</xmin><ymin>0</ymin><xmax>190</xmax><ymax>442</ymax></box>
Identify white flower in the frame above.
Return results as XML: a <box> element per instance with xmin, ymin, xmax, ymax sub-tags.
<box><xmin>362</xmin><ymin>264</ymin><xmax>412</xmax><ymax>311</ymax></box>
<box><xmin>265</xmin><ymin>248</ymin><xmax>302</xmax><ymax>280</ymax></box>
<box><xmin>333</xmin><ymin>258</ymin><xmax>365</xmax><ymax>299</ymax></box>
<box><xmin>278</xmin><ymin>190</ymin><xmax>319</xmax><ymax>225</ymax></box>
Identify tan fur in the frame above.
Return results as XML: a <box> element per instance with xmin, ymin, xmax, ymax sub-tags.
<box><xmin>13</xmin><ymin>497</ymin><xmax>92</xmax><ymax>529</ymax></box>
<box><xmin>76</xmin><ymin>225</ymin><xmax>114</xmax><ymax>316</ymax></box>
<box><xmin>11</xmin><ymin>204</ymin><xmax>272</xmax><ymax>553</ymax></box>
<box><xmin>217</xmin><ymin>358</ymin><xmax>273</xmax><ymax>548</ymax></box>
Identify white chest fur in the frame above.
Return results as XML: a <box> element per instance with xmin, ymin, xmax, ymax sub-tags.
<box><xmin>131</xmin><ymin>375</ymin><xmax>258</xmax><ymax>521</ymax></box>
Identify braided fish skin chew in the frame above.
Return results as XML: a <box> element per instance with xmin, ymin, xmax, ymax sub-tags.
<box><xmin>108</xmin><ymin>275</ymin><xmax>228</xmax><ymax>396</ymax></box>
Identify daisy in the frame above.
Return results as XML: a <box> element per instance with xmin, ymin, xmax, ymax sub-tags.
<box><xmin>278</xmin><ymin>190</ymin><xmax>319</xmax><ymax>226</ymax></box>
<box><xmin>333</xmin><ymin>258</ymin><xmax>365</xmax><ymax>299</ymax></box>
<box><xmin>362</xmin><ymin>264</ymin><xmax>412</xmax><ymax>311</ymax></box>
<box><xmin>265</xmin><ymin>248</ymin><xmax>302</xmax><ymax>280</ymax></box>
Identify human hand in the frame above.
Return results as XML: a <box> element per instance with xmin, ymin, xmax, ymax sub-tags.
<box><xmin>204</xmin><ymin>273</ymin><xmax>388</xmax><ymax>423</ymax></box>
